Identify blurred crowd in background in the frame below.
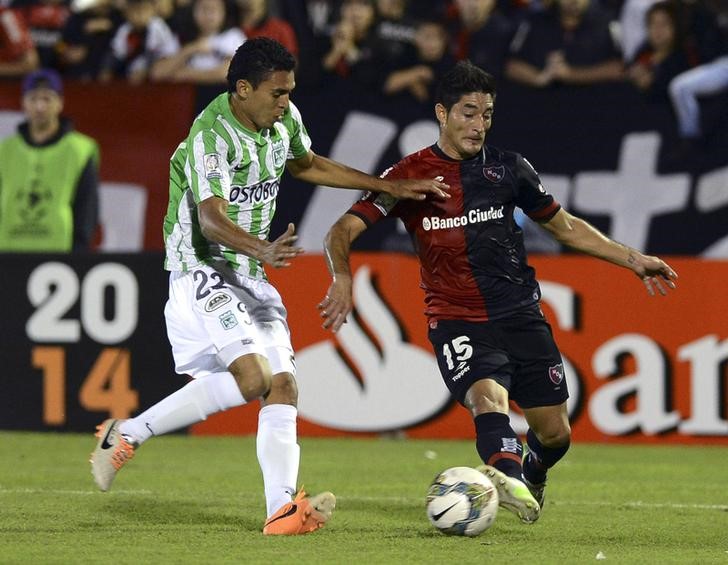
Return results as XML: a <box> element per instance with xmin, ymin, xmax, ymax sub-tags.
<box><xmin>0</xmin><ymin>0</ymin><xmax>725</xmax><ymax>95</ymax></box>
<box><xmin>1</xmin><ymin>0</ymin><xmax>726</xmax><ymax>254</ymax></box>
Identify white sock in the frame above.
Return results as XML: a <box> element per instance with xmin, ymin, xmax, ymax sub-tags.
<box><xmin>257</xmin><ymin>404</ymin><xmax>300</xmax><ymax>518</ymax></box>
<box><xmin>119</xmin><ymin>372</ymin><xmax>245</xmax><ymax>445</ymax></box>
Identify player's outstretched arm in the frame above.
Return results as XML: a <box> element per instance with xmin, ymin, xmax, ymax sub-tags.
<box><xmin>198</xmin><ymin>196</ymin><xmax>303</xmax><ymax>268</ymax></box>
<box><xmin>540</xmin><ymin>208</ymin><xmax>678</xmax><ymax>296</ymax></box>
<box><xmin>319</xmin><ymin>213</ymin><xmax>368</xmax><ymax>332</ymax></box>
<box><xmin>286</xmin><ymin>151</ymin><xmax>450</xmax><ymax>201</ymax></box>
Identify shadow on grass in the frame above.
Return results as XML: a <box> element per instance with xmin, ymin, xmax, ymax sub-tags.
<box><xmin>87</xmin><ymin>497</ymin><xmax>261</xmax><ymax>532</ymax></box>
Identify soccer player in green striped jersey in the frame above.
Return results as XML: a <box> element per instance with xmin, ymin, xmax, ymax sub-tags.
<box><xmin>90</xmin><ymin>37</ymin><xmax>449</xmax><ymax>535</ymax></box>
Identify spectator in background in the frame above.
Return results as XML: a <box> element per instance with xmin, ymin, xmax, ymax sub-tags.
<box><xmin>626</xmin><ymin>1</ymin><xmax>692</xmax><ymax>103</ymax></box>
<box><xmin>506</xmin><ymin>0</ymin><xmax>623</xmax><ymax>87</ymax></box>
<box><xmin>151</xmin><ymin>0</ymin><xmax>244</xmax><ymax>83</ymax></box>
<box><xmin>668</xmin><ymin>0</ymin><xmax>728</xmax><ymax>150</ymax></box>
<box><xmin>383</xmin><ymin>19</ymin><xmax>454</xmax><ymax>102</ymax></box>
<box><xmin>152</xmin><ymin>0</ymin><xmax>193</xmax><ymax>38</ymax></box>
<box><xmin>447</xmin><ymin>0</ymin><xmax>515</xmax><ymax>77</ymax></box>
<box><xmin>0</xmin><ymin>6</ymin><xmax>39</xmax><ymax>76</ymax></box>
<box><xmin>619</xmin><ymin>0</ymin><xmax>658</xmax><ymax>62</ymax></box>
<box><xmin>12</xmin><ymin>0</ymin><xmax>69</xmax><ymax>70</ymax></box>
<box><xmin>239</xmin><ymin>0</ymin><xmax>298</xmax><ymax>58</ymax></box>
<box><xmin>369</xmin><ymin>0</ymin><xmax>416</xmax><ymax>68</ymax></box>
<box><xmin>104</xmin><ymin>0</ymin><xmax>179</xmax><ymax>83</ymax></box>
<box><xmin>0</xmin><ymin>69</ymin><xmax>99</xmax><ymax>252</ymax></box>
<box><xmin>60</xmin><ymin>0</ymin><xmax>123</xmax><ymax>80</ymax></box>
<box><xmin>321</xmin><ymin>0</ymin><xmax>376</xmax><ymax>81</ymax></box>
<box><xmin>668</xmin><ymin>55</ymin><xmax>728</xmax><ymax>149</ymax></box>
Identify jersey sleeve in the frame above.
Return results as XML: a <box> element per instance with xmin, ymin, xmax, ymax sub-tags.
<box><xmin>513</xmin><ymin>154</ymin><xmax>561</xmax><ymax>222</ymax></box>
<box><xmin>285</xmin><ymin>101</ymin><xmax>312</xmax><ymax>160</ymax></box>
<box><xmin>187</xmin><ymin>128</ymin><xmax>232</xmax><ymax>202</ymax></box>
<box><xmin>348</xmin><ymin>163</ymin><xmax>404</xmax><ymax>226</ymax></box>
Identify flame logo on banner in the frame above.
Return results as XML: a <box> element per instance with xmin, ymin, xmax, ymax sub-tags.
<box><xmin>296</xmin><ymin>266</ymin><xmax>451</xmax><ymax>431</ymax></box>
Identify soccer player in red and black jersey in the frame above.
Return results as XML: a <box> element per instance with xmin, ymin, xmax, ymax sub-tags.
<box><xmin>319</xmin><ymin>60</ymin><xmax>678</xmax><ymax>524</ymax></box>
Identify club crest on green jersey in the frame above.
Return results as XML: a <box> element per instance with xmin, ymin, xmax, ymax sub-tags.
<box><xmin>271</xmin><ymin>140</ymin><xmax>286</xmax><ymax>168</ymax></box>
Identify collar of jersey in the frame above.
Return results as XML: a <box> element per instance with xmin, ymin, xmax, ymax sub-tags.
<box><xmin>431</xmin><ymin>143</ymin><xmax>487</xmax><ymax>163</ymax></box>
<box><xmin>222</xmin><ymin>93</ymin><xmax>272</xmax><ymax>147</ymax></box>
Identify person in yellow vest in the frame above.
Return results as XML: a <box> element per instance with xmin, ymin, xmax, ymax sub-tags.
<box><xmin>0</xmin><ymin>69</ymin><xmax>99</xmax><ymax>252</ymax></box>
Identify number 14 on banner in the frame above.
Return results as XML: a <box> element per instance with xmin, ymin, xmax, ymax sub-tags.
<box><xmin>32</xmin><ymin>347</ymin><xmax>139</xmax><ymax>425</ymax></box>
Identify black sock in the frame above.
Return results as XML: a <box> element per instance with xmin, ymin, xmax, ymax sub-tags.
<box><xmin>474</xmin><ymin>412</ymin><xmax>523</xmax><ymax>480</ymax></box>
<box><xmin>523</xmin><ymin>429</ymin><xmax>570</xmax><ymax>484</ymax></box>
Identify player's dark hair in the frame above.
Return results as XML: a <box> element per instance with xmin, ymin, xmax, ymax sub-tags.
<box><xmin>435</xmin><ymin>61</ymin><xmax>497</xmax><ymax>111</ymax></box>
<box><xmin>226</xmin><ymin>37</ymin><xmax>296</xmax><ymax>93</ymax></box>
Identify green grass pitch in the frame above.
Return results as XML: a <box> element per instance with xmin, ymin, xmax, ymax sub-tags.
<box><xmin>1</xmin><ymin>431</ymin><xmax>726</xmax><ymax>564</ymax></box>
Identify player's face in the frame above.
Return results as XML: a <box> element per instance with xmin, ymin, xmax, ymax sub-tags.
<box><xmin>437</xmin><ymin>92</ymin><xmax>493</xmax><ymax>159</ymax></box>
<box><xmin>235</xmin><ymin>70</ymin><xmax>295</xmax><ymax>131</ymax></box>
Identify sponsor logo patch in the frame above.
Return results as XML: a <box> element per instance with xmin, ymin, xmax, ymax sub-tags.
<box><xmin>204</xmin><ymin>153</ymin><xmax>222</xmax><ymax>179</ymax></box>
<box><xmin>548</xmin><ymin>363</ymin><xmax>565</xmax><ymax>385</ymax></box>
<box><xmin>483</xmin><ymin>165</ymin><xmax>505</xmax><ymax>183</ymax></box>
<box><xmin>205</xmin><ymin>292</ymin><xmax>231</xmax><ymax>312</ymax></box>
<box><xmin>422</xmin><ymin>206</ymin><xmax>504</xmax><ymax>231</ymax></box>
<box><xmin>219</xmin><ymin>310</ymin><xmax>238</xmax><ymax>330</ymax></box>
<box><xmin>452</xmin><ymin>363</ymin><xmax>470</xmax><ymax>382</ymax></box>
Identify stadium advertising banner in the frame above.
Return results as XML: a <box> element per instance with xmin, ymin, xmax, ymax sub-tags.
<box><xmin>196</xmin><ymin>254</ymin><xmax>728</xmax><ymax>445</ymax></box>
<box><xmin>4</xmin><ymin>253</ymin><xmax>725</xmax><ymax>445</ymax></box>
<box><xmin>0</xmin><ymin>254</ymin><xmax>183</xmax><ymax>432</ymax></box>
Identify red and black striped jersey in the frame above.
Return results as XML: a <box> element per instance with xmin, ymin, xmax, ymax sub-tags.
<box><xmin>349</xmin><ymin>143</ymin><xmax>560</xmax><ymax>323</ymax></box>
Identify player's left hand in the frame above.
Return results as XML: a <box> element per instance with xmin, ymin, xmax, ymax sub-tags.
<box><xmin>632</xmin><ymin>254</ymin><xmax>678</xmax><ymax>296</ymax></box>
<box><xmin>318</xmin><ymin>276</ymin><xmax>353</xmax><ymax>332</ymax></box>
<box><xmin>388</xmin><ymin>178</ymin><xmax>450</xmax><ymax>201</ymax></box>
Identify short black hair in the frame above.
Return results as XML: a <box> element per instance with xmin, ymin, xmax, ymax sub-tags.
<box><xmin>435</xmin><ymin>61</ymin><xmax>497</xmax><ymax>111</ymax></box>
<box><xmin>226</xmin><ymin>37</ymin><xmax>296</xmax><ymax>93</ymax></box>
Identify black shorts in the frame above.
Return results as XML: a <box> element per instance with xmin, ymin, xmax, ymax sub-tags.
<box><xmin>428</xmin><ymin>306</ymin><xmax>568</xmax><ymax>409</ymax></box>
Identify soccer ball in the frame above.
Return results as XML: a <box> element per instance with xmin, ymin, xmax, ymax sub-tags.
<box><xmin>426</xmin><ymin>466</ymin><xmax>499</xmax><ymax>536</ymax></box>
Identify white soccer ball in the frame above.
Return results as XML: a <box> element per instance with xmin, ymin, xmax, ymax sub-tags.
<box><xmin>426</xmin><ymin>466</ymin><xmax>499</xmax><ymax>536</ymax></box>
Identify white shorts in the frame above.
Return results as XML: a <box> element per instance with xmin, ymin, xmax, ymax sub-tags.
<box><xmin>164</xmin><ymin>265</ymin><xmax>295</xmax><ymax>379</ymax></box>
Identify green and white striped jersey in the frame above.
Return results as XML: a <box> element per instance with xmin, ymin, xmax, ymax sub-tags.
<box><xmin>163</xmin><ymin>92</ymin><xmax>311</xmax><ymax>278</ymax></box>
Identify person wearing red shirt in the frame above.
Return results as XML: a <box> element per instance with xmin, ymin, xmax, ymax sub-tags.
<box><xmin>0</xmin><ymin>6</ymin><xmax>39</xmax><ymax>76</ymax></box>
<box><xmin>239</xmin><ymin>0</ymin><xmax>298</xmax><ymax>58</ymax></box>
<box><xmin>320</xmin><ymin>61</ymin><xmax>677</xmax><ymax>524</ymax></box>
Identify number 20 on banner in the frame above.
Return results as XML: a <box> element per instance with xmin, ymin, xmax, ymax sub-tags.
<box><xmin>26</xmin><ymin>262</ymin><xmax>140</xmax><ymax>425</ymax></box>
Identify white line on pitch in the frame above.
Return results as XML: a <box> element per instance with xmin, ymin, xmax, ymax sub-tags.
<box><xmin>335</xmin><ymin>495</ymin><xmax>728</xmax><ymax>511</ymax></box>
<box><xmin>0</xmin><ymin>487</ymin><xmax>152</xmax><ymax>496</ymax></box>
<box><xmin>1</xmin><ymin>489</ymin><xmax>726</xmax><ymax>511</ymax></box>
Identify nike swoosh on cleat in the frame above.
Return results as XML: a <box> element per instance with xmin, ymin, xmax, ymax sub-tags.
<box><xmin>264</xmin><ymin>504</ymin><xmax>298</xmax><ymax>527</ymax></box>
<box><xmin>100</xmin><ymin>421</ymin><xmax>116</xmax><ymax>450</ymax></box>
<box><xmin>432</xmin><ymin>502</ymin><xmax>459</xmax><ymax>522</ymax></box>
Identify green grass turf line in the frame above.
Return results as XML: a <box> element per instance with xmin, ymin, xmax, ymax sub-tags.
<box><xmin>0</xmin><ymin>432</ymin><xmax>727</xmax><ymax>564</ymax></box>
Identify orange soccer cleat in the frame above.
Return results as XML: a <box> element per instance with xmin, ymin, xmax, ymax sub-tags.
<box><xmin>262</xmin><ymin>490</ymin><xmax>336</xmax><ymax>535</ymax></box>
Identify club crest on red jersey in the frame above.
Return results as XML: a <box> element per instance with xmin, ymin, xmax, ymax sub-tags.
<box><xmin>483</xmin><ymin>165</ymin><xmax>505</xmax><ymax>183</ymax></box>
<box><xmin>548</xmin><ymin>363</ymin><xmax>565</xmax><ymax>385</ymax></box>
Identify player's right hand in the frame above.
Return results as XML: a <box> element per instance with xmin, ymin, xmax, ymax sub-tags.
<box><xmin>388</xmin><ymin>177</ymin><xmax>450</xmax><ymax>201</ymax></box>
<box><xmin>318</xmin><ymin>276</ymin><xmax>353</xmax><ymax>333</ymax></box>
<box><xmin>260</xmin><ymin>223</ymin><xmax>303</xmax><ymax>268</ymax></box>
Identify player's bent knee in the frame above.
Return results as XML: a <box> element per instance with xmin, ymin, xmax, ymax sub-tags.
<box><xmin>264</xmin><ymin>372</ymin><xmax>298</xmax><ymax>406</ymax></box>
<box><xmin>228</xmin><ymin>354</ymin><xmax>273</xmax><ymax>401</ymax></box>
<box><xmin>540</xmin><ymin>426</ymin><xmax>572</xmax><ymax>448</ymax></box>
<box><xmin>464</xmin><ymin>379</ymin><xmax>509</xmax><ymax>415</ymax></box>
